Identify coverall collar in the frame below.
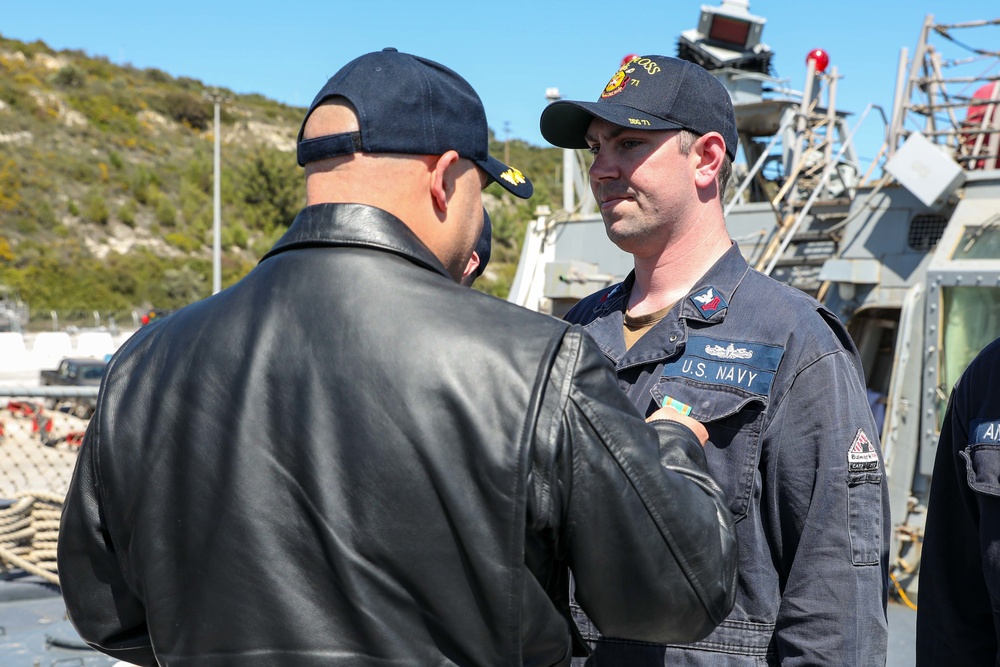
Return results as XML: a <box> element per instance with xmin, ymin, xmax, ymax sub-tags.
<box><xmin>583</xmin><ymin>242</ymin><xmax>751</xmax><ymax>369</ymax></box>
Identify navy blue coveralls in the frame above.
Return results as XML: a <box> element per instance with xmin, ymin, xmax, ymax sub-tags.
<box><xmin>566</xmin><ymin>244</ymin><xmax>890</xmax><ymax>666</ymax></box>
<box><xmin>917</xmin><ymin>336</ymin><xmax>1000</xmax><ymax>666</ymax></box>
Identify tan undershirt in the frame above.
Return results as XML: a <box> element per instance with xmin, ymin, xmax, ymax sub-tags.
<box><xmin>623</xmin><ymin>303</ymin><xmax>675</xmax><ymax>351</ymax></box>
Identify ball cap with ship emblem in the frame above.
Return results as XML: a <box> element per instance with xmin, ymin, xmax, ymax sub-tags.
<box><xmin>539</xmin><ymin>55</ymin><xmax>738</xmax><ymax>160</ymax></box>
<box><xmin>297</xmin><ymin>48</ymin><xmax>532</xmax><ymax>199</ymax></box>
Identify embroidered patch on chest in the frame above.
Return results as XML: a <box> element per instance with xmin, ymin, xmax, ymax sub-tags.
<box><xmin>689</xmin><ymin>286</ymin><xmax>728</xmax><ymax>317</ymax></box>
<box><xmin>848</xmin><ymin>429</ymin><xmax>879</xmax><ymax>472</ymax></box>
<box><xmin>971</xmin><ymin>419</ymin><xmax>1000</xmax><ymax>446</ymax></box>
<box><xmin>660</xmin><ymin>335</ymin><xmax>784</xmax><ymax>395</ymax></box>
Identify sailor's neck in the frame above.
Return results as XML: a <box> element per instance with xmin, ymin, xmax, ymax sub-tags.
<box><xmin>627</xmin><ymin>238</ymin><xmax>731</xmax><ymax>317</ymax></box>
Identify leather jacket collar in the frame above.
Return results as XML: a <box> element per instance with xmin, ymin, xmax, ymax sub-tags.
<box><xmin>261</xmin><ymin>203</ymin><xmax>451</xmax><ymax>279</ymax></box>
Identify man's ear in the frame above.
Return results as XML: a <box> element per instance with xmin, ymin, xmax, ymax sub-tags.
<box><xmin>460</xmin><ymin>250</ymin><xmax>482</xmax><ymax>287</ymax></box>
<box><xmin>430</xmin><ymin>150</ymin><xmax>462</xmax><ymax>214</ymax></box>
<box><xmin>692</xmin><ymin>133</ymin><xmax>726</xmax><ymax>191</ymax></box>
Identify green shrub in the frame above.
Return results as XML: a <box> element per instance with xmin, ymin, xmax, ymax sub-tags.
<box><xmin>83</xmin><ymin>189</ymin><xmax>109</xmax><ymax>224</ymax></box>
<box><xmin>0</xmin><ymin>159</ymin><xmax>22</xmax><ymax>212</ymax></box>
<box><xmin>118</xmin><ymin>200</ymin><xmax>136</xmax><ymax>227</ymax></box>
<box><xmin>0</xmin><ymin>79</ymin><xmax>36</xmax><ymax>113</ymax></box>
<box><xmin>53</xmin><ymin>65</ymin><xmax>85</xmax><ymax>88</ymax></box>
<box><xmin>164</xmin><ymin>232</ymin><xmax>200</xmax><ymax>252</ymax></box>
<box><xmin>179</xmin><ymin>178</ymin><xmax>209</xmax><ymax>223</ymax></box>
<box><xmin>14</xmin><ymin>217</ymin><xmax>37</xmax><ymax>233</ymax></box>
<box><xmin>145</xmin><ymin>68</ymin><xmax>172</xmax><ymax>83</ymax></box>
<box><xmin>183</xmin><ymin>154</ymin><xmax>213</xmax><ymax>194</ymax></box>
<box><xmin>33</xmin><ymin>199</ymin><xmax>58</xmax><ymax>229</ymax></box>
<box><xmin>13</xmin><ymin>72</ymin><xmax>40</xmax><ymax>87</ymax></box>
<box><xmin>234</xmin><ymin>146</ymin><xmax>301</xmax><ymax>234</ymax></box>
<box><xmin>222</xmin><ymin>223</ymin><xmax>249</xmax><ymax>249</ymax></box>
<box><xmin>128</xmin><ymin>167</ymin><xmax>159</xmax><ymax>205</ymax></box>
<box><xmin>160</xmin><ymin>91</ymin><xmax>210</xmax><ymax>131</ymax></box>
<box><xmin>66</xmin><ymin>92</ymin><xmax>141</xmax><ymax>135</ymax></box>
<box><xmin>25</xmin><ymin>39</ymin><xmax>55</xmax><ymax>58</ymax></box>
<box><xmin>61</xmin><ymin>155</ymin><xmax>98</xmax><ymax>184</ymax></box>
<box><xmin>155</xmin><ymin>196</ymin><xmax>177</xmax><ymax>227</ymax></box>
<box><xmin>82</xmin><ymin>55</ymin><xmax>117</xmax><ymax>81</ymax></box>
<box><xmin>163</xmin><ymin>264</ymin><xmax>207</xmax><ymax>303</ymax></box>
<box><xmin>250</xmin><ymin>226</ymin><xmax>286</xmax><ymax>259</ymax></box>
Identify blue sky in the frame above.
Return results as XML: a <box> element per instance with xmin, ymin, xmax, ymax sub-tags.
<box><xmin>2</xmin><ymin>1</ymin><xmax>998</xmax><ymax>166</ymax></box>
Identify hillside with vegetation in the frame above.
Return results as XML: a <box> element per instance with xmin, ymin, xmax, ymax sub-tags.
<box><xmin>0</xmin><ymin>34</ymin><xmax>564</xmax><ymax>328</ymax></box>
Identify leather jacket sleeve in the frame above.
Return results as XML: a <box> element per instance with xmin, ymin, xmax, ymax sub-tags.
<box><xmin>58</xmin><ymin>419</ymin><xmax>158</xmax><ymax>667</ymax></box>
<box><xmin>532</xmin><ymin>326</ymin><xmax>737</xmax><ymax>644</ymax></box>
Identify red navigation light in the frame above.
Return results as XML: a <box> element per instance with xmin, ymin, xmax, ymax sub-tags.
<box><xmin>620</xmin><ymin>53</ymin><xmax>639</xmax><ymax>67</ymax></box>
<box><xmin>806</xmin><ymin>48</ymin><xmax>830</xmax><ymax>73</ymax></box>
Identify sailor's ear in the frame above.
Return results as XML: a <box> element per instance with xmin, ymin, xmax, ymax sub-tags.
<box><xmin>429</xmin><ymin>150</ymin><xmax>462</xmax><ymax>213</ymax></box>
<box><xmin>692</xmin><ymin>133</ymin><xmax>726</xmax><ymax>192</ymax></box>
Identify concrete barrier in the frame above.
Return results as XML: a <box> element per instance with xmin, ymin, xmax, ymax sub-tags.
<box><xmin>0</xmin><ymin>333</ymin><xmax>29</xmax><ymax>372</ymax></box>
<box><xmin>74</xmin><ymin>332</ymin><xmax>114</xmax><ymax>360</ymax></box>
<box><xmin>30</xmin><ymin>332</ymin><xmax>73</xmax><ymax>371</ymax></box>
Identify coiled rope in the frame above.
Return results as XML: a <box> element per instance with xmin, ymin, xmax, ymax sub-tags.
<box><xmin>0</xmin><ymin>491</ymin><xmax>64</xmax><ymax>586</ymax></box>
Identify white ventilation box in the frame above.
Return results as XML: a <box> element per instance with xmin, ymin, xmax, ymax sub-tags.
<box><xmin>886</xmin><ymin>132</ymin><xmax>966</xmax><ymax>208</ymax></box>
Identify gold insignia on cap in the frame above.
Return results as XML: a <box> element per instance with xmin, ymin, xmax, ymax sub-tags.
<box><xmin>604</xmin><ymin>71</ymin><xmax>627</xmax><ymax>93</ymax></box>
<box><xmin>601</xmin><ymin>58</ymin><xmax>638</xmax><ymax>99</ymax></box>
<box><xmin>500</xmin><ymin>168</ymin><xmax>526</xmax><ymax>186</ymax></box>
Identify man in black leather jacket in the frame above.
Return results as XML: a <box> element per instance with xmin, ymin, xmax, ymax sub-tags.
<box><xmin>58</xmin><ymin>49</ymin><xmax>737</xmax><ymax>667</ymax></box>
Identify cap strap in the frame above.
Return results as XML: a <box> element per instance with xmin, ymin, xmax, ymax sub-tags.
<box><xmin>297</xmin><ymin>131</ymin><xmax>364</xmax><ymax>166</ymax></box>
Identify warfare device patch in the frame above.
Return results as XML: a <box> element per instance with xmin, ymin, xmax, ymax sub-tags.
<box><xmin>704</xmin><ymin>343</ymin><xmax>753</xmax><ymax>360</ymax></box>
<box><xmin>848</xmin><ymin>429</ymin><xmax>879</xmax><ymax>472</ymax></box>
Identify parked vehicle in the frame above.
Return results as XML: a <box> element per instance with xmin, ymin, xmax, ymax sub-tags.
<box><xmin>39</xmin><ymin>357</ymin><xmax>107</xmax><ymax>387</ymax></box>
<box><xmin>39</xmin><ymin>357</ymin><xmax>108</xmax><ymax>418</ymax></box>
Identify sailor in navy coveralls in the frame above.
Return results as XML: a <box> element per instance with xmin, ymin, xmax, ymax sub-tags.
<box><xmin>540</xmin><ymin>54</ymin><xmax>889</xmax><ymax>665</ymax></box>
<box><xmin>918</xmin><ymin>336</ymin><xmax>1000</xmax><ymax>666</ymax></box>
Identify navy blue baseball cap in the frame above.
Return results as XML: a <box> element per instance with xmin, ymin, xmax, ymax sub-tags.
<box><xmin>298</xmin><ymin>48</ymin><xmax>532</xmax><ymax>199</ymax></box>
<box><xmin>539</xmin><ymin>55</ymin><xmax>737</xmax><ymax>160</ymax></box>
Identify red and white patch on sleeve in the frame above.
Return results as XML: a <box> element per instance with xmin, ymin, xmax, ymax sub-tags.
<box><xmin>848</xmin><ymin>428</ymin><xmax>879</xmax><ymax>472</ymax></box>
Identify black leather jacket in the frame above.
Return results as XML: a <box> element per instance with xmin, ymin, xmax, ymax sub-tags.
<box><xmin>59</xmin><ymin>204</ymin><xmax>737</xmax><ymax>667</ymax></box>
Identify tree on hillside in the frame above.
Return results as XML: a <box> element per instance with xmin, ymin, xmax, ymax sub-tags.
<box><xmin>235</xmin><ymin>146</ymin><xmax>302</xmax><ymax>235</ymax></box>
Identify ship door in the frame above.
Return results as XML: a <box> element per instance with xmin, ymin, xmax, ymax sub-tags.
<box><xmin>847</xmin><ymin>307</ymin><xmax>899</xmax><ymax>439</ymax></box>
<box><xmin>922</xmin><ymin>218</ymin><xmax>1000</xmax><ymax>477</ymax></box>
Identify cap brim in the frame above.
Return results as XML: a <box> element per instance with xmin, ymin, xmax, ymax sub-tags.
<box><xmin>540</xmin><ymin>100</ymin><xmax>683</xmax><ymax>149</ymax></box>
<box><xmin>478</xmin><ymin>155</ymin><xmax>533</xmax><ymax>199</ymax></box>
